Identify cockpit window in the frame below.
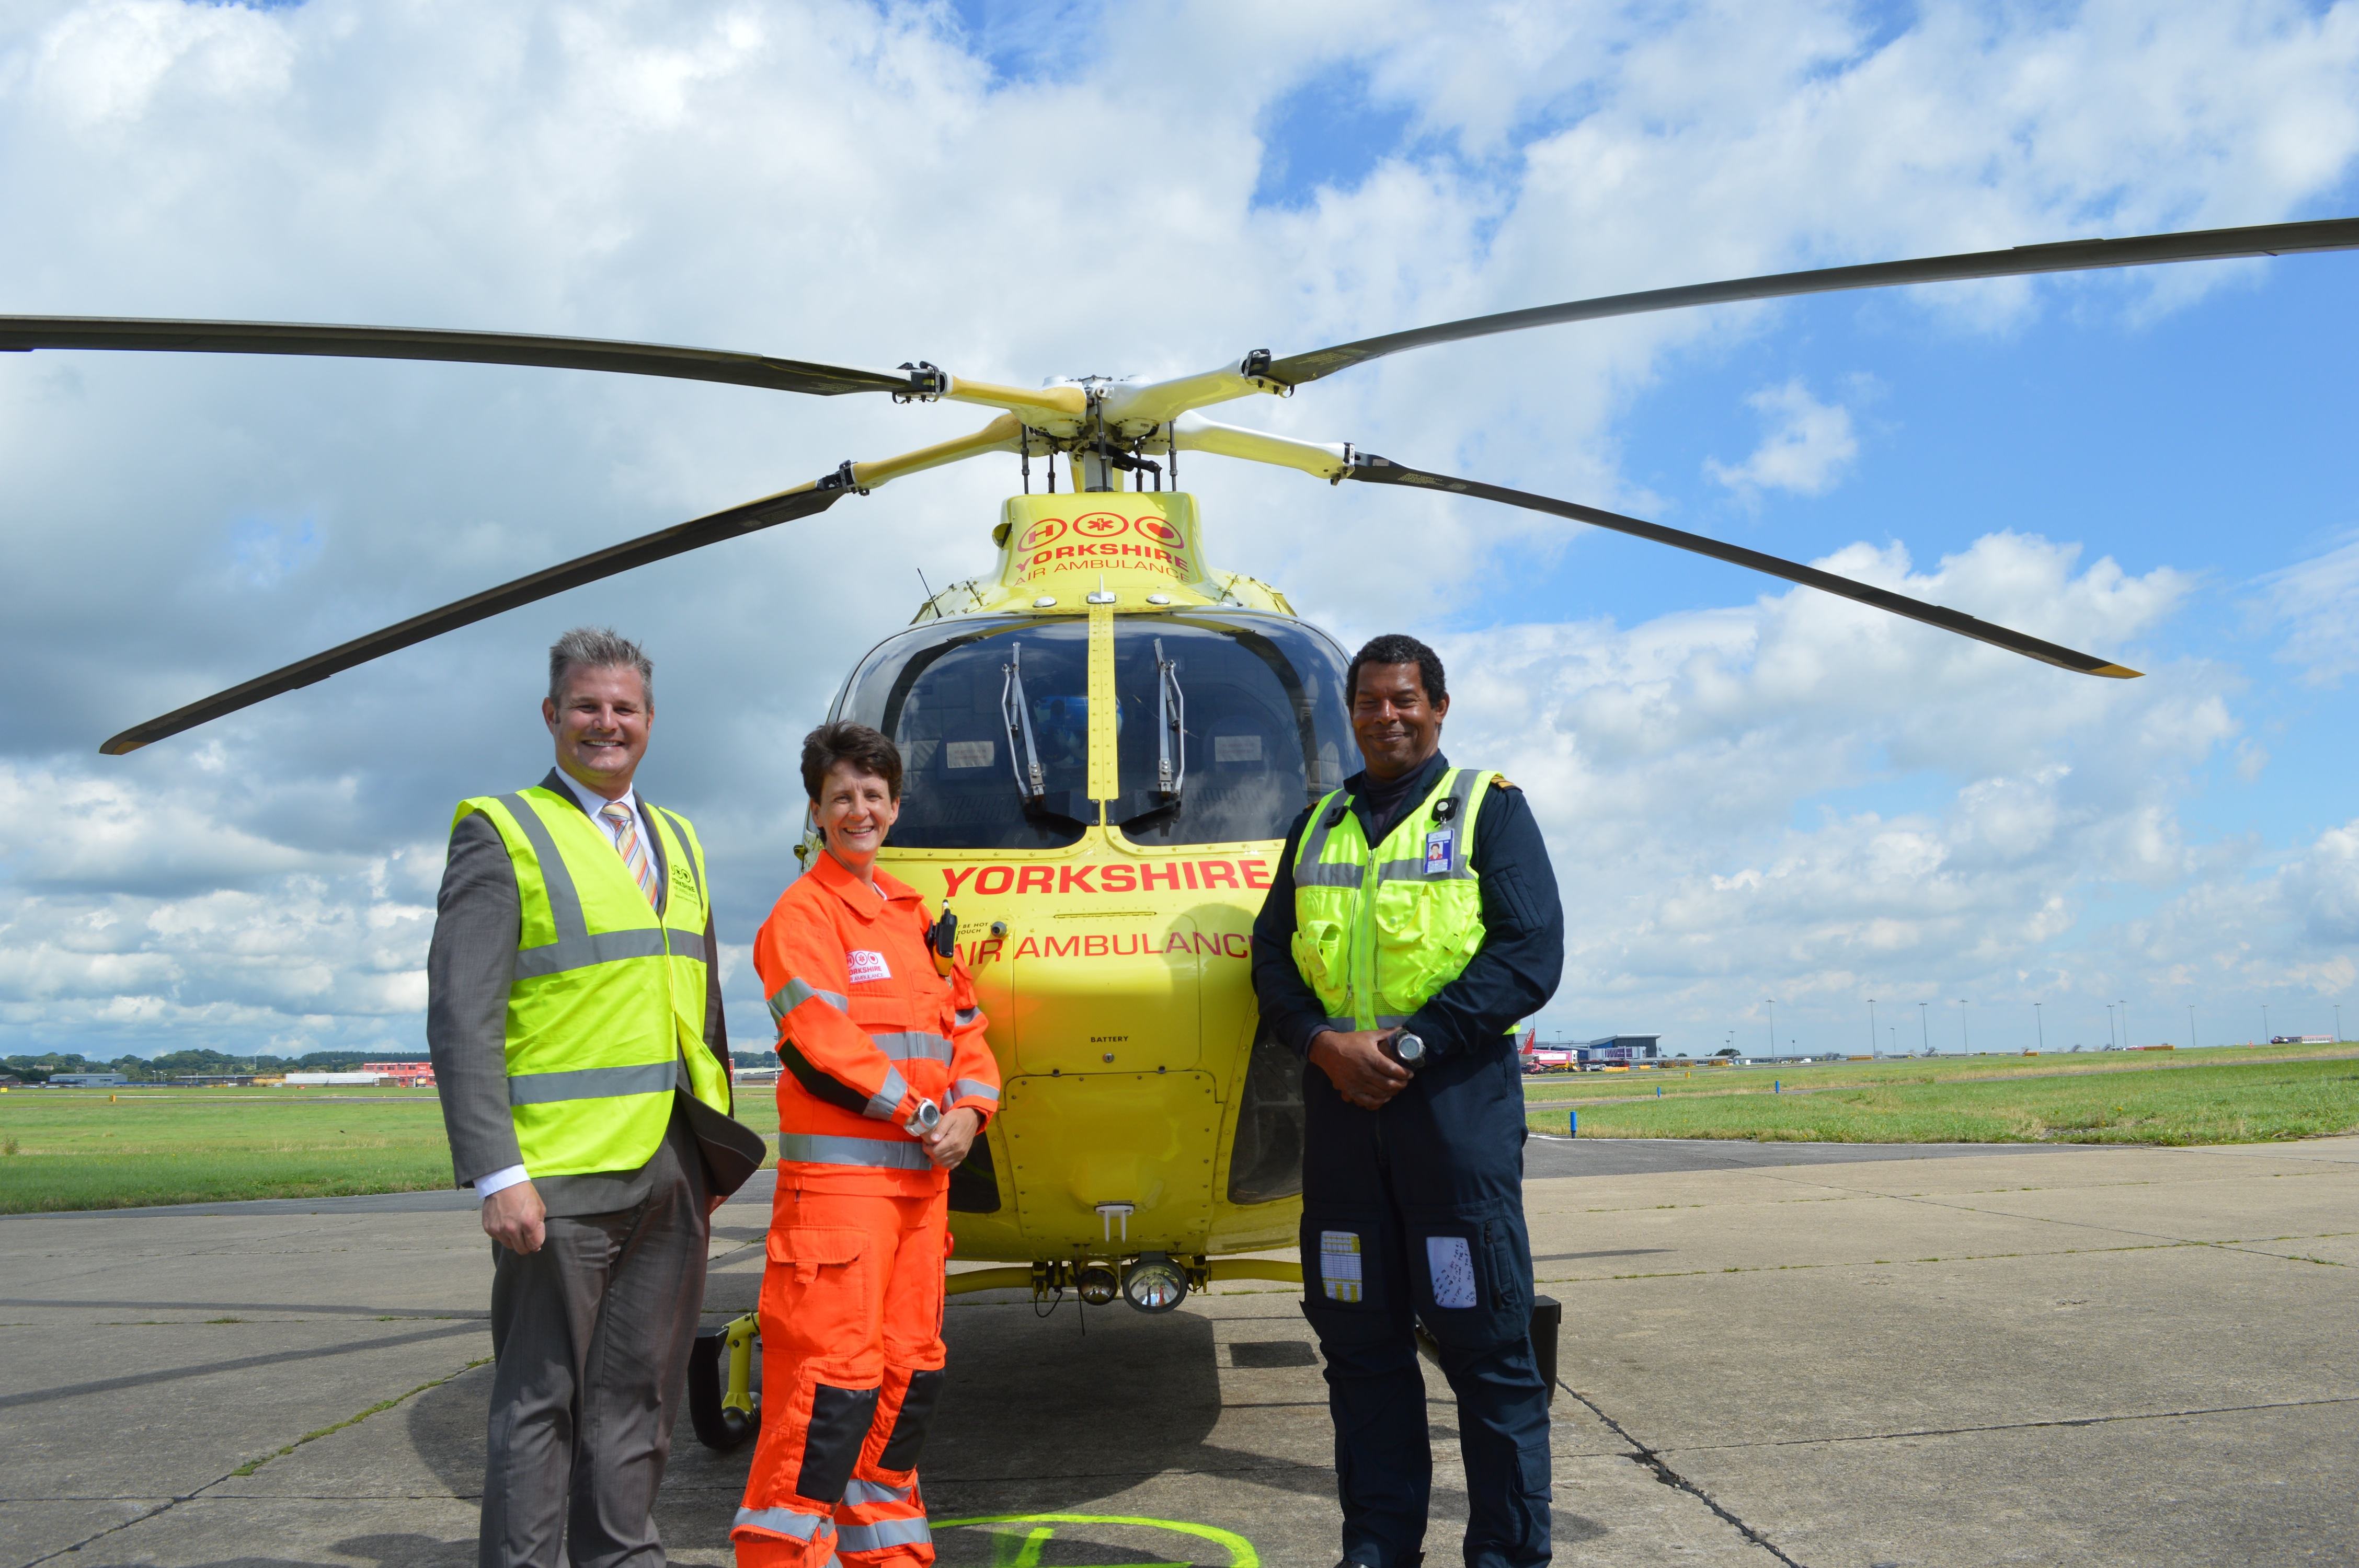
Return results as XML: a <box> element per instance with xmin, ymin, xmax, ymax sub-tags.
<box><xmin>835</xmin><ymin>617</ymin><xmax>1091</xmax><ymax>850</ymax></box>
<box><xmin>1112</xmin><ymin>615</ymin><xmax>1353</xmax><ymax>847</ymax></box>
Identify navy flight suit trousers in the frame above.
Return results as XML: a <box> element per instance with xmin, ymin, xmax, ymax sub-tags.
<box><xmin>1299</xmin><ymin>1038</ymin><xmax>1552</xmax><ymax>1568</ymax></box>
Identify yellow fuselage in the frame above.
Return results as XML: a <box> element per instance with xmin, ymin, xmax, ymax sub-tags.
<box><xmin>819</xmin><ymin>488</ymin><xmax>1344</xmax><ymax>1271</ymax></box>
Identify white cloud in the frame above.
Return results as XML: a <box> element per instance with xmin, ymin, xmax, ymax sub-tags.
<box><xmin>1704</xmin><ymin>379</ymin><xmax>1860</xmax><ymax>498</ymax></box>
<box><xmin>2262</xmin><ymin>530</ymin><xmax>2359</xmax><ymax>686</ymax></box>
<box><xmin>1434</xmin><ymin>530</ymin><xmax>2248</xmax><ymax>1037</ymax></box>
<box><xmin>0</xmin><ymin>0</ymin><xmax>2353</xmax><ymax>1057</ymax></box>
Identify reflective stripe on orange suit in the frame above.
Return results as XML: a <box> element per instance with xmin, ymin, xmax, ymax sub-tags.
<box><xmin>734</xmin><ymin>854</ymin><xmax>998</xmax><ymax>1568</ymax></box>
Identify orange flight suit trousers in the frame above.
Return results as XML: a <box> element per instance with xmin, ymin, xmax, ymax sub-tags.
<box><xmin>732</xmin><ymin>1186</ymin><xmax>950</xmax><ymax>1568</ymax></box>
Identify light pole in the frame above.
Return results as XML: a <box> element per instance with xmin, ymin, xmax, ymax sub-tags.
<box><xmin>1958</xmin><ymin>1000</ymin><xmax>1971</xmax><ymax>1056</ymax></box>
<box><xmin>2105</xmin><ymin>1003</ymin><xmax>2117</xmax><ymax>1051</ymax></box>
<box><xmin>1765</xmin><ymin>999</ymin><xmax>1777</xmax><ymax>1060</ymax></box>
<box><xmin>2118</xmin><ymin>999</ymin><xmax>2128</xmax><ymax>1051</ymax></box>
<box><xmin>1918</xmin><ymin>1001</ymin><xmax>1930</xmax><ymax>1055</ymax></box>
<box><xmin>2034</xmin><ymin>1001</ymin><xmax>2044</xmax><ymax>1052</ymax></box>
<box><xmin>1869</xmin><ymin>998</ymin><xmax>1878</xmax><ymax>1057</ymax></box>
<box><xmin>2339</xmin><ymin>1005</ymin><xmax>2345</xmax><ymax>1045</ymax></box>
<box><xmin>2188</xmin><ymin>1003</ymin><xmax>2195</xmax><ymax>1050</ymax></box>
<box><xmin>2262</xmin><ymin>1002</ymin><xmax>2271</xmax><ymax>1044</ymax></box>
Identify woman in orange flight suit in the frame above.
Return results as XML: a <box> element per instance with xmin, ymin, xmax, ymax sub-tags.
<box><xmin>732</xmin><ymin>722</ymin><xmax>999</xmax><ymax>1568</ymax></box>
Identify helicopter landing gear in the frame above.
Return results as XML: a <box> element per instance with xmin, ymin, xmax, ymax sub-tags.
<box><xmin>1413</xmin><ymin>1294</ymin><xmax>1562</xmax><ymax>1405</ymax></box>
<box><xmin>688</xmin><ymin>1313</ymin><xmax>760</xmax><ymax>1451</ymax></box>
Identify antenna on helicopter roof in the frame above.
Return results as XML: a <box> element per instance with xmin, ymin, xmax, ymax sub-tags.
<box><xmin>917</xmin><ymin>566</ymin><xmax>935</xmax><ymax>605</ymax></box>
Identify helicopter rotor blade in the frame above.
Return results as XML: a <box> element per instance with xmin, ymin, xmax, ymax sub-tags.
<box><xmin>0</xmin><ymin>316</ymin><xmax>936</xmax><ymax>398</ymax></box>
<box><xmin>1268</xmin><ymin>215</ymin><xmax>2359</xmax><ymax>386</ymax></box>
<box><xmin>97</xmin><ymin>416</ymin><xmax>1030</xmax><ymax>755</ymax></box>
<box><xmin>1345</xmin><ymin>454</ymin><xmax>2142</xmax><ymax>679</ymax></box>
<box><xmin>98</xmin><ymin>474</ymin><xmax>855</xmax><ymax>755</ymax></box>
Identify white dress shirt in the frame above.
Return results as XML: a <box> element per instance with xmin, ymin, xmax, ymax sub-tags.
<box><xmin>477</xmin><ymin>768</ymin><xmax>651</xmax><ymax>1203</ymax></box>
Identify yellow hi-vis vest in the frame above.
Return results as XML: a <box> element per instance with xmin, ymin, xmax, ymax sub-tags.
<box><xmin>454</xmin><ymin>787</ymin><xmax>732</xmax><ymax>1177</ymax></box>
<box><xmin>1290</xmin><ymin>767</ymin><xmax>1498</xmax><ymax>1033</ymax></box>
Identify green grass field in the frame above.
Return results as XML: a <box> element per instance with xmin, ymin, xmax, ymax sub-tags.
<box><xmin>0</xmin><ymin>1084</ymin><xmax>791</xmax><ymax>1214</ymax></box>
<box><xmin>0</xmin><ymin>1087</ymin><xmax>460</xmax><ymax>1213</ymax></box>
<box><xmin>1521</xmin><ymin>1043</ymin><xmax>2359</xmax><ymax>1144</ymax></box>
<box><xmin>5</xmin><ymin>1048</ymin><xmax>2355</xmax><ymax>1212</ymax></box>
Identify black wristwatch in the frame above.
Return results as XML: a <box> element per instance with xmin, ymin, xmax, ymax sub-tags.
<box><xmin>1381</xmin><ymin>1030</ymin><xmax>1427</xmax><ymax>1072</ymax></box>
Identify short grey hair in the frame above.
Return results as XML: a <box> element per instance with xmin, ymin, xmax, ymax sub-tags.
<box><xmin>548</xmin><ymin>627</ymin><xmax>654</xmax><ymax>707</ymax></box>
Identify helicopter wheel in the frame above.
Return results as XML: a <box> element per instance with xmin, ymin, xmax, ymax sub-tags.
<box><xmin>689</xmin><ymin>1317</ymin><xmax>761</xmax><ymax>1451</ymax></box>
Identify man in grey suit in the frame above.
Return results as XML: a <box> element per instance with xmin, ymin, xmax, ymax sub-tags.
<box><xmin>429</xmin><ymin>626</ymin><xmax>764</xmax><ymax>1568</ymax></box>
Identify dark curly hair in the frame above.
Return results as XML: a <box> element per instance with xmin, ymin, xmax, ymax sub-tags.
<box><xmin>800</xmin><ymin>721</ymin><xmax>903</xmax><ymax>802</ymax></box>
<box><xmin>1346</xmin><ymin>633</ymin><xmax>1447</xmax><ymax>708</ymax></box>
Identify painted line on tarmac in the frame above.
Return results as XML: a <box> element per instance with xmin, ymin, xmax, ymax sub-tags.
<box><xmin>0</xmin><ymin>1319</ymin><xmax>484</xmax><ymax>1411</ymax></box>
<box><xmin>1655</xmin><ymin>1391</ymin><xmax>2359</xmax><ymax>1455</ymax></box>
<box><xmin>0</xmin><ymin>1296</ymin><xmax>488</xmax><ymax>1318</ymax></box>
<box><xmin>22</xmin><ymin>1348</ymin><xmax>491</xmax><ymax>1568</ymax></box>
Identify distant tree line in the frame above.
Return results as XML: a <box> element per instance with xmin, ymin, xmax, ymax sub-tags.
<box><xmin>2</xmin><ymin>1048</ymin><xmax>429</xmax><ymax>1083</ymax></box>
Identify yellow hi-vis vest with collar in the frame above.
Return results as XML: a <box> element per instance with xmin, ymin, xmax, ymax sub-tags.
<box><xmin>454</xmin><ymin>787</ymin><xmax>732</xmax><ymax>1177</ymax></box>
<box><xmin>1290</xmin><ymin>766</ymin><xmax>1499</xmax><ymax>1033</ymax></box>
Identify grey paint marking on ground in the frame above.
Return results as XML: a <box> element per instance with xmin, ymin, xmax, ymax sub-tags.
<box><xmin>1524</xmin><ymin>1134</ymin><xmax>2100</xmax><ymax>1179</ymax></box>
<box><xmin>8</xmin><ymin>1137</ymin><xmax>2359</xmax><ymax>1566</ymax></box>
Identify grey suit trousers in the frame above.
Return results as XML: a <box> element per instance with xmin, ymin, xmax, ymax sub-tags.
<box><xmin>480</xmin><ymin>1115</ymin><xmax>710</xmax><ymax>1568</ymax></box>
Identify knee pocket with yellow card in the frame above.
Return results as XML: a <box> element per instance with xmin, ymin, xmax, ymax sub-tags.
<box><xmin>1301</xmin><ymin>1203</ymin><xmax>1531</xmax><ymax>1351</ymax></box>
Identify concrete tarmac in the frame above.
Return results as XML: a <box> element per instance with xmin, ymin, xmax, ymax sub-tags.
<box><xmin>6</xmin><ymin>1136</ymin><xmax>2355</xmax><ymax>1567</ymax></box>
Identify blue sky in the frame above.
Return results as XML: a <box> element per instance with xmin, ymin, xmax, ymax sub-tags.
<box><xmin>1</xmin><ymin>0</ymin><xmax>2355</xmax><ymax>1060</ymax></box>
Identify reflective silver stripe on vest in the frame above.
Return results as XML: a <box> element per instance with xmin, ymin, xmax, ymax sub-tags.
<box><xmin>500</xmin><ymin>791</ymin><xmax>587</xmax><ymax>973</ymax></box>
<box><xmin>1321</xmin><ymin>1016</ymin><xmax>1410</xmax><ymax>1035</ymax></box>
<box><xmin>665</xmin><ymin>929</ymin><xmax>709</xmax><ymax>962</ymax></box>
<box><xmin>835</xmin><ymin>1518</ymin><xmax>931</xmax><ymax>1552</ymax></box>
<box><xmin>512</xmin><ymin>927</ymin><xmax>676</xmax><ymax>979</ymax></box>
<box><xmin>1294</xmin><ymin>861</ymin><xmax>1363</xmax><ymax>887</ymax></box>
<box><xmin>1296</xmin><ymin>787</ymin><xmax>1351</xmax><ymax>865</ymax></box>
<box><xmin>872</xmin><ymin>1031</ymin><xmax>953</xmax><ymax>1063</ymax></box>
<box><xmin>732</xmin><ymin>1506</ymin><xmax>831</xmax><ymax>1540</ymax></box>
<box><xmin>776</xmin><ymin>1133</ymin><xmax>933</xmax><ymax>1171</ymax></box>
<box><xmin>866</xmin><ymin>1066</ymin><xmax>910</xmax><ymax>1122</ymax></box>
<box><xmin>954</xmin><ymin>1006</ymin><xmax>981</xmax><ymax>1027</ymax></box>
<box><xmin>508</xmin><ymin>1060</ymin><xmax>678</xmax><ymax>1106</ymax></box>
<box><xmin>951</xmin><ymin>1078</ymin><xmax>999</xmax><ymax>1103</ymax></box>
<box><xmin>841</xmin><ymin>1478</ymin><xmax>912</xmax><ymax>1506</ymax></box>
<box><xmin>769</xmin><ymin>978</ymin><xmax>851</xmax><ymax>1021</ymax></box>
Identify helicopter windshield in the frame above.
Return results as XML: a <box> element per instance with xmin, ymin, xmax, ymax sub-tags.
<box><xmin>1113</xmin><ymin>614</ymin><xmax>1353</xmax><ymax>847</ymax></box>
<box><xmin>837</xmin><ymin>617</ymin><xmax>1092</xmax><ymax>850</ymax></box>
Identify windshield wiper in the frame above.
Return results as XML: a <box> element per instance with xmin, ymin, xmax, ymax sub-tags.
<box><xmin>1154</xmin><ymin>636</ymin><xmax>1186</xmax><ymax>800</ymax></box>
<box><xmin>1000</xmin><ymin>643</ymin><xmax>1045</xmax><ymax>803</ymax></box>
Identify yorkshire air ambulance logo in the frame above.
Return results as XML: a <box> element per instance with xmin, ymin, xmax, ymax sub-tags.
<box><xmin>1073</xmin><ymin>511</ymin><xmax>1128</xmax><ymax>538</ymax></box>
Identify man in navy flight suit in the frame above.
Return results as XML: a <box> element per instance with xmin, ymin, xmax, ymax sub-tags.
<box><xmin>1251</xmin><ymin>632</ymin><xmax>1564</xmax><ymax>1568</ymax></box>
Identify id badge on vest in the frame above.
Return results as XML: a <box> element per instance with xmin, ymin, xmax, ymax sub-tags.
<box><xmin>1423</xmin><ymin>826</ymin><xmax>1455</xmax><ymax>875</ymax></box>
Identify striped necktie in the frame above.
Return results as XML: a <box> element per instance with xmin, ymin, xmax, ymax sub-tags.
<box><xmin>600</xmin><ymin>802</ymin><xmax>662</xmax><ymax>909</ymax></box>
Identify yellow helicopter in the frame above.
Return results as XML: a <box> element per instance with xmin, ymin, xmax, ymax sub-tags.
<box><xmin>13</xmin><ymin>214</ymin><xmax>2356</xmax><ymax>1447</ymax></box>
